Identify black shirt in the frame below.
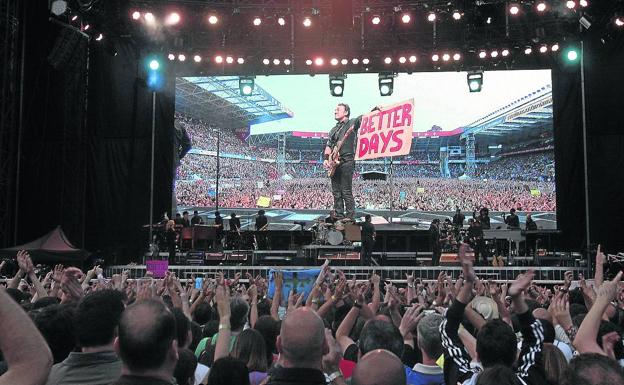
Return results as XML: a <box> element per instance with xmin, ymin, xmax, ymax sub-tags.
<box><xmin>468</xmin><ymin>223</ymin><xmax>484</xmax><ymax>240</ymax></box>
<box><xmin>265</xmin><ymin>366</ymin><xmax>327</xmax><ymax>385</ymax></box>
<box><xmin>325</xmin><ymin>215</ymin><xmax>338</xmax><ymax>225</ymax></box>
<box><xmin>214</xmin><ymin>216</ymin><xmax>224</xmax><ymax>236</ymax></box>
<box><xmin>477</xmin><ymin>215</ymin><xmax>490</xmax><ymax>230</ymax></box>
<box><xmin>452</xmin><ymin>213</ymin><xmax>465</xmax><ymax>227</ymax></box>
<box><xmin>326</xmin><ymin>116</ymin><xmax>362</xmax><ymax>160</ymax></box>
<box><xmin>110</xmin><ymin>375</ymin><xmax>174</xmax><ymax>385</ymax></box>
<box><xmin>358</xmin><ymin>221</ymin><xmax>375</xmax><ymax>240</ymax></box>
<box><xmin>229</xmin><ymin>217</ymin><xmax>241</xmax><ymax>231</ymax></box>
<box><xmin>525</xmin><ymin>218</ymin><xmax>538</xmax><ymax>231</ymax></box>
<box><xmin>256</xmin><ymin>214</ymin><xmax>268</xmax><ymax>230</ymax></box>
<box><xmin>181</xmin><ymin>218</ymin><xmax>191</xmax><ymax>228</ymax></box>
<box><xmin>505</xmin><ymin>214</ymin><xmax>520</xmax><ymax>229</ymax></box>
<box><xmin>191</xmin><ymin>215</ymin><xmax>203</xmax><ymax>225</ymax></box>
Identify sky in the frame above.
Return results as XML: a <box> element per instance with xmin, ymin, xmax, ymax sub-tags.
<box><xmin>249</xmin><ymin>69</ymin><xmax>552</xmax><ymax>135</ymax></box>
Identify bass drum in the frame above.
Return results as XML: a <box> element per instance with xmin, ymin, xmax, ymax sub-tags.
<box><xmin>326</xmin><ymin>229</ymin><xmax>344</xmax><ymax>246</ymax></box>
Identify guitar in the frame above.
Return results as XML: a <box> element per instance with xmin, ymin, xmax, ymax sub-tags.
<box><xmin>326</xmin><ymin>124</ymin><xmax>356</xmax><ymax>177</ymax></box>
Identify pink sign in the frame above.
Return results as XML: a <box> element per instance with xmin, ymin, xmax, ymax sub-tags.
<box><xmin>356</xmin><ymin>99</ymin><xmax>414</xmax><ymax>160</ymax></box>
<box><xmin>146</xmin><ymin>260</ymin><xmax>169</xmax><ymax>278</ymax></box>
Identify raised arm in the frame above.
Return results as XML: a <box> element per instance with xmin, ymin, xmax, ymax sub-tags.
<box><xmin>270</xmin><ymin>271</ymin><xmax>283</xmax><ymax>321</ymax></box>
<box><xmin>213</xmin><ymin>283</ymin><xmax>232</xmax><ymax>361</ymax></box>
<box><xmin>594</xmin><ymin>244</ymin><xmax>606</xmax><ymax>289</ymax></box>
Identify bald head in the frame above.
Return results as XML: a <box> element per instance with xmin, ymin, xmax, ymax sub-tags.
<box><xmin>352</xmin><ymin>349</ymin><xmax>406</xmax><ymax>385</ymax></box>
<box><xmin>278</xmin><ymin>307</ymin><xmax>326</xmax><ymax>367</ymax></box>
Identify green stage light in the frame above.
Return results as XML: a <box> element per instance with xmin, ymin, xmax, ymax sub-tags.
<box><xmin>239</xmin><ymin>77</ymin><xmax>255</xmax><ymax>96</ymax></box>
<box><xmin>565</xmin><ymin>48</ymin><xmax>579</xmax><ymax>62</ymax></box>
<box><xmin>329</xmin><ymin>75</ymin><xmax>345</xmax><ymax>97</ymax></box>
<box><xmin>467</xmin><ymin>71</ymin><xmax>483</xmax><ymax>93</ymax></box>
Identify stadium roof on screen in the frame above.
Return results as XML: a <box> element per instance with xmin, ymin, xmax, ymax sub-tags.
<box><xmin>176</xmin><ymin>76</ymin><xmax>293</xmax><ymax>128</ymax></box>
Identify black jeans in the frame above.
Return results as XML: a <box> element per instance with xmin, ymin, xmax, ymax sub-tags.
<box><xmin>361</xmin><ymin>237</ymin><xmax>375</xmax><ymax>264</ymax></box>
<box><xmin>330</xmin><ymin>159</ymin><xmax>355</xmax><ymax>218</ymax></box>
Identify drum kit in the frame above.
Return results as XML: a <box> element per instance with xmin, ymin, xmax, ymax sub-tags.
<box><xmin>313</xmin><ymin>219</ymin><xmax>349</xmax><ymax>246</ymax></box>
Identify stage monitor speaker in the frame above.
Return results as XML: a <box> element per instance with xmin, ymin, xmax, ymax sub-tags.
<box><xmin>185</xmin><ymin>251</ymin><xmax>205</xmax><ymax>265</ymax></box>
<box><xmin>344</xmin><ymin>224</ymin><xmax>361</xmax><ymax>241</ymax></box>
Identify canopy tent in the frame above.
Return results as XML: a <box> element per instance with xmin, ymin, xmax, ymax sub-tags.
<box><xmin>0</xmin><ymin>226</ymin><xmax>90</xmax><ymax>264</ymax></box>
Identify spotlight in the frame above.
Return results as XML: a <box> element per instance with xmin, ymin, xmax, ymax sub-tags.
<box><xmin>208</xmin><ymin>15</ymin><xmax>218</xmax><ymax>24</ymax></box>
<box><xmin>539</xmin><ymin>45</ymin><xmax>548</xmax><ymax>53</ymax></box>
<box><xmin>399</xmin><ymin>56</ymin><xmax>407</xmax><ymax>64</ymax></box>
<box><xmin>306</xmin><ymin>59</ymin><xmax>313</xmax><ymax>66</ymax></box>
<box><xmin>144</xmin><ymin>12</ymin><xmax>155</xmax><ymax>24</ymax></box>
<box><xmin>149</xmin><ymin>59</ymin><xmax>160</xmax><ymax>70</ymax></box>
<box><xmin>273</xmin><ymin>58</ymin><xmax>281</xmax><ymax>65</ymax></box>
<box><xmin>262</xmin><ymin>58</ymin><xmax>270</xmax><ymax>65</ymax></box>
<box><xmin>146</xmin><ymin>57</ymin><xmax>163</xmax><ymax>90</ymax></box>
<box><xmin>378</xmin><ymin>73</ymin><xmax>395</xmax><ymax>96</ymax></box>
<box><xmin>237</xmin><ymin>57</ymin><xmax>245</xmax><ymax>64</ymax></box>
<box><xmin>467</xmin><ymin>71</ymin><xmax>483</xmax><ymax>93</ymax></box>
<box><xmin>277</xmin><ymin>17</ymin><xmax>286</xmax><ymax>26</ymax></box>
<box><xmin>565</xmin><ymin>48</ymin><xmax>579</xmax><ymax>62</ymax></box>
<box><xmin>566</xmin><ymin>1</ymin><xmax>576</xmax><ymax>9</ymax></box>
<box><xmin>168</xmin><ymin>53</ymin><xmax>175</xmax><ymax>61</ymax></box>
<box><xmin>284</xmin><ymin>58</ymin><xmax>292</xmax><ymax>65</ymax></box>
<box><xmin>330</xmin><ymin>58</ymin><xmax>339</xmax><ymax>66</ymax></box>
<box><xmin>51</xmin><ymin>0</ymin><xmax>68</xmax><ymax>16</ymax></box>
<box><xmin>329</xmin><ymin>75</ymin><xmax>346</xmax><ymax>97</ymax></box>
<box><xmin>442</xmin><ymin>53</ymin><xmax>450</xmax><ymax>61</ymax></box>
<box><xmin>427</xmin><ymin>12</ymin><xmax>436</xmax><ymax>22</ymax></box>
<box><xmin>193</xmin><ymin>55</ymin><xmax>201</xmax><ymax>63</ymax></box>
<box><xmin>524</xmin><ymin>47</ymin><xmax>533</xmax><ymax>54</ymax></box>
<box><xmin>239</xmin><ymin>77</ymin><xmax>255</xmax><ymax>96</ymax></box>
<box><xmin>479</xmin><ymin>51</ymin><xmax>487</xmax><ymax>59</ymax></box>
<box><xmin>486</xmin><ymin>17</ymin><xmax>492</xmax><ymax>24</ymax></box>
<box><xmin>536</xmin><ymin>2</ymin><xmax>547</xmax><ymax>12</ymax></box>
<box><xmin>303</xmin><ymin>17</ymin><xmax>312</xmax><ymax>27</ymax></box>
<box><xmin>551</xmin><ymin>44</ymin><xmax>559</xmax><ymax>52</ymax></box>
<box><xmin>95</xmin><ymin>33</ymin><xmax>103</xmax><ymax>41</ymax></box>
<box><xmin>352</xmin><ymin>58</ymin><xmax>359</xmax><ymax>64</ymax></box>
<box><xmin>178</xmin><ymin>54</ymin><xmax>186</xmax><ymax>62</ymax></box>
<box><xmin>226</xmin><ymin>56</ymin><xmax>234</xmax><ymax>64</ymax></box>
<box><xmin>71</xmin><ymin>14</ymin><xmax>78</xmax><ymax>21</ymax></box>
<box><xmin>253</xmin><ymin>17</ymin><xmax>262</xmax><ymax>26</ymax></box>
<box><xmin>132</xmin><ymin>11</ymin><xmax>141</xmax><ymax>20</ymax></box>
<box><xmin>491</xmin><ymin>50</ymin><xmax>499</xmax><ymax>58</ymax></box>
<box><xmin>314</xmin><ymin>57</ymin><xmax>324</xmax><ymax>66</ymax></box>
<box><xmin>452</xmin><ymin>11</ymin><xmax>462</xmax><ymax>20</ymax></box>
<box><xmin>401</xmin><ymin>13</ymin><xmax>411</xmax><ymax>23</ymax></box>
<box><xmin>431</xmin><ymin>54</ymin><xmax>439</xmax><ymax>62</ymax></box>
<box><xmin>362</xmin><ymin>58</ymin><xmax>370</xmax><ymax>65</ymax></box>
<box><xmin>509</xmin><ymin>5</ymin><xmax>520</xmax><ymax>15</ymax></box>
<box><xmin>372</xmin><ymin>16</ymin><xmax>381</xmax><ymax>25</ymax></box>
<box><xmin>84</xmin><ymin>24</ymin><xmax>90</xmax><ymax>30</ymax></box>
<box><xmin>341</xmin><ymin>59</ymin><xmax>348</xmax><ymax>65</ymax></box>
<box><xmin>215</xmin><ymin>55</ymin><xmax>223</xmax><ymax>63</ymax></box>
<box><xmin>616</xmin><ymin>18</ymin><xmax>624</xmax><ymax>27</ymax></box>
<box><xmin>579</xmin><ymin>0</ymin><xmax>588</xmax><ymax>7</ymax></box>
<box><xmin>165</xmin><ymin>12</ymin><xmax>181</xmax><ymax>26</ymax></box>
<box><xmin>501</xmin><ymin>49</ymin><xmax>510</xmax><ymax>57</ymax></box>
<box><xmin>409</xmin><ymin>55</ymin><xmax>417</xmax><ymax>63</ymax></box>
<box><xmin>453</xmin><ymin>53</ymin><xmax>461</xmax><ymax>61</ymax></box>
<box><xmin>384</xmin><ymin>57</ymin><xmax>392</xmax><ymax>64</ymax></box>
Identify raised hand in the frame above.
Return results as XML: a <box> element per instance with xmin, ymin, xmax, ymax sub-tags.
<box><xmin>16</xmin><ymin>250</ymin><xmax>34</xmax><ymax>274</ymax></box>
<box><xmin>508</xmin><ymin>269</ymin><xmax>535</xmax><ymax>297</ymax></box>
<box><xmin>370</xmin><ymin>271</ymin><xmax>380</xmax><ymax>286</ymax></box>
<box><xmin>52</xmin><ymin>264</ymin><xmax>64</xmax><ymax>282</ymax></box>
<box><xmin>458</xmin><ymin>243</ymin><xmax>475</xmax><ymax>283</ymax></box>
<box><xmin>596</xmin><ymin>244</ymin><xmax>607</xmax><ymax>266</ymax></box>
<box><xmin>563</xmin><ymin>271</ymin><xmax>573</xmax><ymax>291</ymax></box>
<box><xmin>596</xmin><ymin>271</ymin><xmax>623</xmax><ymax>302</ymax></box>
<box><xmin>215</xmin><ymin>284</ymin><xmax>231</xmax><ymax>320</ymax></box>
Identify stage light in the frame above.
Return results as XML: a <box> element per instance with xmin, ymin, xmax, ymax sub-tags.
<box><xmin>277</xmin><ymin>17</ymin><xmax>286</xmax><ymax>26</ymax></box>
<box><xmin>399</xmin><ymin>56</ymin><xmax>407</xmax><ymax>64</ymax></box>
<box><xmin>539</xmin><ymin>45</ymin><xmax>548</xmax><ymax>53</ymax></box>
<box><xmin>146</xmin><ymin>56</ymin><xmax>163</xmax><ymax>90</ymax></box>
<box><xmin>314</xmin><ymin>57</ymin><xmax>324</xmax><ymax>66</ymax></box>
<box><xmin>132</xmin><ymin>11</ymin><xmax>141</xmax><ymax>20</ymax></box>
<box><xmin>51</xmin><ymin>1</ymin><xmax>68</xmax><ymax>16</ymax></box>
<box><xmin>222</xmin><ymin>56</ymin><xmax>231</xmax><ymax>64</ymax></box>
<box><xmin>501</xmin><ymin>49</ymin><xmax>510</xmax><ymax>57</ymax></box>
<box><xmin>616</xmin><ymin>18</ymin><xmax>624</xmax><ymax>27</ymax></box>
<box><xmin>401</xmin><ymin>14</ymin><xmax>411</xmax><ymax>23</ymax></box>
<box><xmin>330</xmin><ymin>58</ymin><xmax>339</xmax><ymax>66</ymax></box>
<box><xmin>566</xmin><ymin>1</ymin><xmax>576</xmax><ymax>9</ymax></box>
<box><xmin>378</xmin><ymin>73</ymin><xmax>394</xmax><ymax>96</ymax></box>
<box><xmin>149</xmin><ymin>60</ymin><xmax>160</xmax><ymax>70</ymax></box>
<box><xmin>565</xmin><ymin>48</ymin><xmax>579</xmax><ymax>62</ymax></box>
<box><xmin>409</xmin><ymin>55</ymin><xmax>417</xmax><ymax>63</ymax></box>
<box><xmin>384</xmin><ymin>57</ymin><xmax>392</xmax><ymax>64</ymax></box>
<box><xmin>479</xmin><ymin>51</ymin><xmax>487</xmax><ymax>59</ymax></box>
<box><xmin>551</xmin><ymin>44</ymin><xmax>559</xmax><ymax>52</ymax></box>
<box><xmin>524</xmin><ymin>47</ymin><xmax>533</xmax><ymax>54</ymax></box>
<box><xmin>168</xmin><ymin>53</ymin><xmax>175</xmax><ymax>61</ymax></box>
<box><xmin>452</xmin><ymin>11</ymin><xmax>462</xmax><ymax>20</ymax></box>
<box><xmin>263</xmin><ymin>58</ymin><xmax>270</xmax><ymax>65</ymax></box>
<box><xmin>239</xmin><ymin>77</ymin><xmax>255</xmax><ymax>96</ymax></box>
<box><xmin>237</xmin><ymin>57</ymin><xmax>245</xmax><ymax>64</ymax></box>
<box><xmin>431</xmin><ymin>54</ymin><xmax>439</xmax><ymax>62</ymax></box>
<box><xmin>71</xmin><ymin>14</ymin><xmax>78</xmax><ymax>21</ymax></box>
<box><xmin>536</xmin><ymin>2</ymin><xmax>547</xmax><ymax>12</ymax></box>
<box><xmin>84</xmin><ymin>24</ymin><xmax>90</xmax><ymax>30</ymax></box>
<box><xmin>208</xmin><ymin>15</ymin><xmax>218</xmax><ymax>24</ymax></box>
<box><xmin>467</xmin><ymin>71</ymin><xmax>483</xmax><ymax>93</ymax></box>
<box><xmin>303</xmin><ymin>17</ymin><xmax>312</xmax><ymax>27</ymax></box>
<box><xmin>144</xmin><ymin>12</ymin><xmax>155</xmax><ymax>24</ymax></box>
<box><xmin>178</xmin><ymin>54</ymin><xmax>186</xmax><ymax>62</ymax></box>
<box><xmin>341</xmin><ymin>59</ymin><xmax>348</xmax><ymax>65</ymax></box>
<box><xmin>491</xmin><ymin>50</ymin><xmax>499</xmax><ymax>58</ymax></box>
<box><xmin>253</xmin><ymin>17</ymin><xmax>262</xmax><ymax>26</ymax></box>
<box><xmin>273</xmin><ymin>58</ymin><xmax>280</xmax><ymax>65</ymax></box>
<box><xmin>453</xmin><ymin>53</ymin><xmax>461</xmax><ymax>61</ymax></box>
<box><xmin>509</xmin><ymin>5</ymin><xmax>520</xmax><ymax>15</ymax></box>
<box><xmin>329</xmin><ymin>75</ymin><xmax>345</xmax><ymax>97</ymax></box>
<box><xmin>427</xmin><ymin>12</ymin><xmax>436</xmax><ymax>22</ymax></box>
<box><xmin>193</xmin><ymin>55</ymin><xmax>201</xmax><ymax>63</ymax></box>
<box><xmin>215</xmin><ymin>55</ymin><xmax>223</xmax><ymax>63</ymax></box>
<box><xmin>442</xmin><ymin>53</ymin><xmax>450</xmax><ymax>61</ymax></box>
<box><xmin>352</xmin><ymin>58</ymin><xmax>359</xmax><ymax>64</ymax></box>
<box><xmin>579</xmin><ymin>0</ymin><xmax>588</xmax><ymax>7</ymax></box>
<box><xmin>95</xmin><ymin>33</ymin><xmax>103</xmax><ymax>41</ymax></box>
<box><xmin>486</xmin><ymin>17</ymin><xmax>492</xmax><ymax>24</ymax></box>
<box><xmin>306</xmin><ymin>59</ymin><xmax>313</xmax><ymax>66</ymax></box>
<box><xmin>284</xmin><ymin>58</ymin><xmax>292</xmax><ymax>65</ymax></box>
<box><xmin>372</xmin><ymin>15</ymin><xmax>381</xmax><ymax>25</ymax></box>
<box><xmin>165</xmin><ymin>12</ymin><xmax>181</xmax><ymax>26</ymax></box>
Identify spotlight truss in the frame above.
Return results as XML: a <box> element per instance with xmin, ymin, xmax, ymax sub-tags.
<box><xmin>329</xmin><ymin>74</ymin><xmax>346</xmax><ymax>97</ymax></box>
<box><xmin>467</xmin><ymin>70</ymin><xmax>483</xmax><ymax>93</ymax></box>
<box><xmin>378</xmin><ymin>72</ymin><xmax>396</xmax><ymax>96</ymax></box>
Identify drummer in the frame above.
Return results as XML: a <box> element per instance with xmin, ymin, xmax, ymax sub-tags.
<box><xmin>325</xmin><ymin>209</ymin><xmax>339</xmax><ymax>225</ymax></box>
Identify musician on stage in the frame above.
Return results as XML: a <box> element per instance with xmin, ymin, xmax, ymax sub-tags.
<box><xmin>473</xmin><ymin>207</ymin><xmax>491</xmax><ymax>230</ymax></box>
<box><xmin>429</xmin><ymin>219</ymin><xmax>442</xmax><ymax>265</ymax></box>
<box><xmin>525</xmin><ymin>213</ymin><xmax>538</xmax><ymax>230</ymax></box>
<box><xmin>325</xmin><ymin>209</ymin><xmax>339</xmax><ymax>225</ymax></box>
<box><xmin>181</xmin><ymin>211</ymin><xmax>191</xmax><ymax>228</ymax></box>
<box><xmin>467</xmin><ymin>218</ymin><xmax>487</xmax><ymax>265</ymax></box>
<box><xmin>254</xmin><ymin>210</ymin><xmax>268</xmax><ymax>250</ymax></box>
<box><xmin>503</xmin><ymin>208</ymin><xmax>520</xmax><ymax>229</ymax></box>
<box><xmin>227</xmin><ymin>213</ymin><xmax>242</xmax><ymax>250</ymax></box>
<box><xmin>358</xmin><ymin>214</ymin><xmax>376</xmax><ymax>265</ymax></box>
<box><xmin>452</xmin><ymin>207</ymin><xmax>465</xmax><ymax>227</ymax></box>
<box><xmin>191</xmin><ymin>210</ymin><xmax>204</xmax><ymax>225</ymax></box>
<box><xmin>255</xmin><ymin>210</ymin><xmax>268</xmax><ymax>231</ymax></box>
<box><xmin>164</xmin><ymin>220</ymin><xmax>178</xmax><ymax>264</ymax></box>
<box><xmin>213</xmin><ymin>211</ymin><xmax>224</xmax><ymax>250</ymax></box>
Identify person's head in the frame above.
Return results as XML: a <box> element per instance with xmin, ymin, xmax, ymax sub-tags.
<box><xmin>33</xmin><ymin>304</ymin><xmax>76</xmax><ymax>363</ymax></box>
<box><xmin>277</xmin><ymin>307</ymin><xmax>327</xmax><ymax>368</ymax></box>
<box><xmin>215</xmin><ymin>211</ymin><xmax>221</xmax><ymax>217</ymax></box>
<box><xmin>480</xmin><ymin>207</ymin><xmax>489</xmax><ymax>216</ymax></box>
<box><xmin>175</xmin><ymin>213</ymin><xmax>181</xmax><ymax>218</ymax></box>
<box><xmin>335</xmin><ymin>103</ymin><xmax>350</xmax><ymax>121</ymax></box>
<box><xmin>468</xmin><ymin>218</ymin><xmax>475</xmax><ymax>226</ymax></box>
<box><xmin>417</xmin><ymin>314</ymin><xmax>444</xmax><ymax>360</ymax></box>
<box><xmin>526</xmin><ymin>213</ymin><xmax>533</xmax><ymax>220</ymax></box>
<box><xmin>510</xmin><ymin>208</ymin><xmax>516</xmax><ymax>214</ymax></box>
<box><xmin>166</xmin><ymin>219</ymin><xmax>175</xmax><ymax>230</ymax></box>
<box><xmin>352</xmin><ymin>349</ymin><xmax>406</xmax><ymax>385</ymax></box>
<box><xmin>183</xmin><ymin>211</ymin><xmax>189</xmax><ymax>218</ymax></box>
<box><xmin>230</xmin><ymin>297</ymin><xmax>250</xmax><ymax>331</ymax></box>
<box><xmin>232</xmin><ymin>328</ymin><xmax>268</xmax><ymax>372</ymax></box>
<box><xmin>476</xmin><ymin>319</ymin><xmax>518</xmax><ymax>368</ymax></box>
<box><xmin>456</xmin><ymin>207</ymin><xmax>461</xmax><ymax>213</ymax></box>
<box><xmin>365</xmin><ymin>214</ymin><xmax>372</xmax><ymax>222</ymax></box>
<box><xmin>192</xmin><ymin>302</ymin><xmax>213</xmax><ymax>325</ymax></box>
<box><xmin>207</xmin><ymin>357</ymin><xmax>250</xmax><ymax>385</ymax></box>
<box><xmin>114</xmin><ymin>299</ymin><xmax>178</xmax><ymax>375</ymax></box>
<box><xmin>254</xmin><ymin>315</ymin><xmax>279</xmax><ymax>364</ymax></box>
<box><xmin>230</xmin><ymin>212</ymin><xmax>237</xmax><ymax>218</ymax></box>
<box><xmin>330</xmin><ymin>210</ymin><xmax>337</xmax><ymax>217</ymax></box>
<box><xmin>542</xmin><ymin>343</ymin><xmax>568</xmax><ymax>385</ymax></box>
<box><xmin>258</xmin><ymin>210</ymin><xmax>265</xmax><ymax>216</ymax></box>
<box><xmin>174</xmin><ymin>348</ymin><xmax>198</xmax><ymax>385</ymax></box>
<box><xmin>75</xmin><ymin>290</ymin><xmax>125</xmax><ymax>349</ymax></box>
<box><xmin>172</xmin><ymin>307</ymin><xmax>191</xmax><ymax>348</ymax></box>
<box><xmin>475</xmin><ymin>365</ymin><xmax>523</xmax><ymax>385</ymax></box>
<box><xmin>193</xmin><ymin>210</ymin><xmax>199</xmax><ymax>216</ymax></box>
<box><xmin>561</xmin><ymin>353</ymin><xmax>624</xmax><ymax>385</ymax></box>
<box><xmin>358</xmin><ymin>319</ymin><xmax>404</xmax><ymax>358</ymax></box>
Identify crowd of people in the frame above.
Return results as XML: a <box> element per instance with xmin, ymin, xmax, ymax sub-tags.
<box><xmin>0</xmin><ymin>246</ymin><xmax>622</xmax><ymax>385</ymax></box>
